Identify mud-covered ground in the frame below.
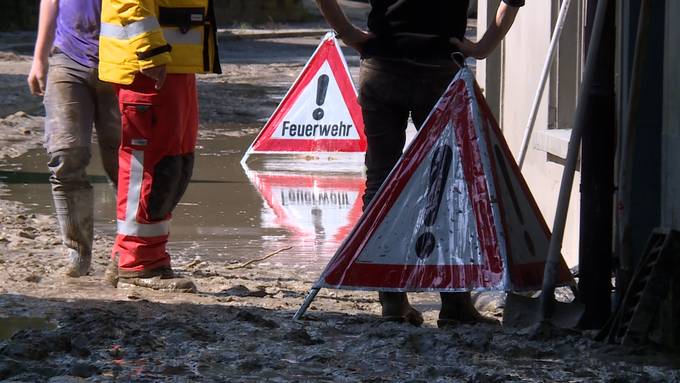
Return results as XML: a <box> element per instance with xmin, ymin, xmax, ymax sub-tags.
<box><xmin>1</xmin><ymin>20</ymin><xmax>680</xmax><ymax>383</ymax></box>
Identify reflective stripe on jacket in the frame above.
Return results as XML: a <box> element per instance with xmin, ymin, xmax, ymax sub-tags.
<box><xmin>99</xmin><ymin>0</ymin><xmax>221</xmax><ymax>85</ymax></box>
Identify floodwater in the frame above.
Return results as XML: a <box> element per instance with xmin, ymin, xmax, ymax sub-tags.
<box><xmin>0</xmin><ymin>317</ymin><xmax>56</xmax><ymax>340</ymax></box>
<box><xmin>0</xmin><ymin>126</ymin><xmax>367</xmax><ymax>276</ymax></box>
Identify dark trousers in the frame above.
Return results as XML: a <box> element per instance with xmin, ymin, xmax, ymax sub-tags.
<box><xmin>358</xmin><ymin>57</ymin><xmax>459</xmax><ymax>208</ymax></box>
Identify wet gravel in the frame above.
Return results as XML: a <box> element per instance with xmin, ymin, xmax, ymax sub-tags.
<box><xmin>0</xmin><ymin>192</ymin><xmax>679</xmax><ymax>382</ymax></box>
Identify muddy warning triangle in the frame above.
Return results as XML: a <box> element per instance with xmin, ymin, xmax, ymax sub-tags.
<box><xmin>300</xmin><ymin>68</ymin><xmax>572</xmax><ymax>303</ymax></box>
<box><xmin>241</xmin><ymin>32</ymin><xmax>366</xmax><ymax>163</ymax></box>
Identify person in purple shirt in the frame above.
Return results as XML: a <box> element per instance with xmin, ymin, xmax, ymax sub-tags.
<box><xmin>28</xmin><ymin>0</ymin><xmax>120</xmax><ymax>277</ymax></box>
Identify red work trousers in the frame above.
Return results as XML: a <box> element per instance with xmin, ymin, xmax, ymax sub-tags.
<box><xmin>112</xmin><ymin>74</ymin><xmax>198</xmax><ymax>274</ymax></box>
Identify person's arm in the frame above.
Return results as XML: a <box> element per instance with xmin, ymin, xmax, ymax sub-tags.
<box><xmin>451</xmin><ymin>1</ymin><xmax>520</xmax><ymax>59</ymax></box>
<box><xmin>28</xmin><ymin>0</ymin><xmax>59</xmax><ymax>96</ymax></box>
<box><xmin>315</xmin><ymin>0</ymin><xmax>373</xmax><ymax>53</ymax></box>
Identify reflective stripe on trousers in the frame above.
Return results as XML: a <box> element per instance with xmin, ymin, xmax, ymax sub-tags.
<box><xmin>117</xmin><ymin>150</ymin><xmax>171</xmax><ymax>238</ymax></box>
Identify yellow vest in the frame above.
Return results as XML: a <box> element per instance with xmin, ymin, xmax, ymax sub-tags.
<box><xmin>99</xmin><ymin>0</ymin><xmax>221</xmax><ymax>85</ymax></box>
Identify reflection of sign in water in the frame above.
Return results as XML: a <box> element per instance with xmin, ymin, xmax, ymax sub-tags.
<box><xmin>241</xmin><ymin>32</ymin><xmax>366</xmax><ymax>162</ymax></box>
<box><xmin>245</xmin><ymin>169</ymin><xmax>365</xmax><ymax>254</ymax></box>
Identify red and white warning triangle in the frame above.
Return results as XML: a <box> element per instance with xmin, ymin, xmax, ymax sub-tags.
<box><xmin>241</xmin><ymin>32</ymin><xmax>366</xmax><ymax>163</ymax></box>
<box><xmin>308</xmin><ymin>67</ymin><xmax>573</xmax><ymax>296</ymax></box>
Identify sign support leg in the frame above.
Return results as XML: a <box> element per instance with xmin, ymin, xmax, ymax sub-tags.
<box><xmin>294</xmin><ymin>288</ymin><xmax>320</xmax><ymax>320</ymax></box>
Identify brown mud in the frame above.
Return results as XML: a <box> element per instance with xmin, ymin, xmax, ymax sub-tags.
<box><xmin>1</xmin><ymin>25</ymin><xmax>679</xmax><ymax>383</ymax></box>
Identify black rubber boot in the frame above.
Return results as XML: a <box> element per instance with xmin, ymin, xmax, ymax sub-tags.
<box><xmin>378</xmin><ymin>292</ymin><xmax>423</xmax><ymax>326</ymax></box>
<box><xmin>438</xmin><ymin>292</ymin><xmax>499</xmax><ymax>327</ymax></box>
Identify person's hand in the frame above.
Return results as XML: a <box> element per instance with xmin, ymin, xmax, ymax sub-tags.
<box><xmin>27</xmin><ymin>57</ymin><xmax>48</xmax><ymax>96</ymax></box>
<box><xmin>450</xmin><ymin>37</ymin><xmax>488</xmax><ymax>59</ymax></box>
<box><xmin>140</xmin><ymin>65</ymin><xmax>167</xmax><ymax>90</ymax></box>
<box><xmin>339</xmin><ymin>28</ymin><xmax>374</xmax><ymax>55</ymax></box>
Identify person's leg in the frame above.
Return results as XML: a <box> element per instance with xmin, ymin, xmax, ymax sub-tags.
<box><xmin>438</xmin><ymin>291</ymin><xmax>498</xmax><ymax>325</ymax></box>
<box><xmin>359</xmin><ymin>59</ymin><xmax>410</xmax><ymax>207</ymax></box>
<box><xmin>410</xmin><ymin>65</ymin><xmax>496</xmax><ymax>325</ymax></box>
<box><xmin>43</xmin><ymin>54</ymin><xmax>96</xmax><ymax>277</ymax></box>
<box><xmin>409</xmin><ymin>65</ymin><xmax>458</xmax><ymax>129</ymax></box>
<box><xmin>92</xmin><ymin>72</ymin><xmax>121</xmax><ymax>187</ymax></box>
<box><xmin>359</xmin><ymin>58</ymin><xmax>422</xmax><ymax>325</ymax></box>
<box><xmin>48</xmin><ymin>149</ymin><xmax>93</xmax><ymax>277</ymax></box>
<box><xmin>110</xmin><ymin>74</ymin><xmax>197</xmax><ymax>292</ymax></box>
<box><xmin>93</xmin><ymin>70</ymin><xmax>121</xmax><ymax>286</ymax></box>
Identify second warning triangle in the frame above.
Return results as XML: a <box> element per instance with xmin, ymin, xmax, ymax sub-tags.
<box><xmin>242</xmin><ymin>32</ymin><xmax>367</xmax><ymax>162</ymax></box>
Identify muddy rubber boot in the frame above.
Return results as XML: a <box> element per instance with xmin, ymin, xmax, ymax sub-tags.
<box><xmin>438</xmin><ymin>292</ymin><xmax>499</xmax><ymax>327</ymax></box>
<box><xmin>117</xmin><ymin>267</ymin><xmax>197</xmax><ymax>293</ymax></box>
<box><xmin>104</xmin><ymin>253</ymin><xmax>119</xmax><ymax>287</ymax></box>
<box><xmin>379</xmin><ymin>292</ymin><xmax>423</xmax><ymax>326</ymax></box>
<box><xmin>53</xmin><ymin>189</ymin><xmax>94</xmax><ymax>278</ymax></box>
<box><xmin>48</xmin><ymin>149</ymin><xmax>94</xmax><ymax>278</ymax></box>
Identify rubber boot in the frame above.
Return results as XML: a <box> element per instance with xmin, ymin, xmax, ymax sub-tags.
<box><xmin>48</xmin><ymin>149</ymin><xmax>94</xmax><ymax>277</ymax></box>
<box><xmin>117</xmin><ymin>266</ymin><xmax>197</xmax><ymax>293</ymax></box>
<box><xmin>104</xmin><ymin>252</ymin><xmax>119</xmax><ymax>287</ymax></box>
<box><xmin>378</xmin><ymin>292</ymin><xmax>423</xmax><ymax>326</ymax></box>
<box><xmin>53</xmin><ymin>189</ymin><xmax>94</xmax><ymax>277</ymax></box>
<box><xmin>438</xmin><ymin>292</ymin><xmax>499</xmax><ymax>327</ymax></box>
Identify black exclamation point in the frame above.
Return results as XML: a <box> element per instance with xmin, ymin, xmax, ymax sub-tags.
<box><xmin>414</xmin><ymin>144</ymin><xmax>453</xmax><ymax>259</ymax></box>
<box><xmin>313</xmin><ymin>74</ymin><xmax>329</xmax><ymax>121</ymax></box>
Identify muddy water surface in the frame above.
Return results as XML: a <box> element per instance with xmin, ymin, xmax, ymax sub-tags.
<box><xmin>0</xmin><ymin>317</ymin><xmax>56</xmax><ymax>340</ymax></box>
<box><xmin>0</xmin><ymin>125</ymin><xmax>366</xmax><ymax>277</ymax></box>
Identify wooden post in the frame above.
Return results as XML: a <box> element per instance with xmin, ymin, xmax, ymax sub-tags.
<box><xmin>539</xmin><ymin>0</ymin><xmax>614</xmax><ymax>325</ymax></box>
<box><xmin>577</xmin><ymin>0</ymin><xmax>616</xmax><ymax>330</ymax></box>
<box><xmin>661</xmin><ymin>0</ymin><xmax>680</xmax><ymax>350</ymax></box>
<box><xmin>662</xmin><ymin>0</ymin><xmax>680</xmax><ymax>229</ymax></box>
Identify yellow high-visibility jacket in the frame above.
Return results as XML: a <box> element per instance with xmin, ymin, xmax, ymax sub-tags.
<box><xmin>99</xmin><ymin>0</ymin><xmax>221</xmax><ymax>85</ymax></box>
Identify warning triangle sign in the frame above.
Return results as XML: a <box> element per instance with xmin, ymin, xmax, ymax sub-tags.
<box><xmin>242</xmin><ymin>32</ymin><xmax>366</xmax><ymax>162</ymax></box>
<box><xmin>313</xmin><ymin>67</ymin><xmax>572</xmax><ymax>293</ymax></box>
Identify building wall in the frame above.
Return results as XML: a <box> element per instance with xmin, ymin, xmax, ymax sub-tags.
<box><xmin>478</xmin><ymin>0</ymin><xmax>581</xmax><ymax>267</ymax></box>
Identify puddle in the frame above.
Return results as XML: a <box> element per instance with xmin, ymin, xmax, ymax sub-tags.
<box><xmin>0</xmin><ymin>125</ymin><xmax>367</xmax><ymax>275</ymax></box>
<box><xmin>0</xmin><ymin>317</ymin><xmax>57</xmax><ymax>340</ymax></box>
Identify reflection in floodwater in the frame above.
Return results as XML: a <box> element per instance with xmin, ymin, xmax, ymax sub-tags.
<box><xmin>243</xmin><ymin>163</ymin><xmax>365</xmax><ymax>262</ymax></box>
<box><xmin>0</xmin><ymin>317</ymin><xmax>57</xmax><ymax>340</ymax></box>
<box><xmin>244</xmin><ymin>152</ymin><xmax>366</xmax><ymax>174</ymax></box>
<box><xmin>0</xmin><ymin>170</ymin><xmax>109</xmax><ymax>185</ymax></box>
<box><xmin>0</xmin><ymin>129</ymin><xmax>367</xmax><ymax>273</ymax></box>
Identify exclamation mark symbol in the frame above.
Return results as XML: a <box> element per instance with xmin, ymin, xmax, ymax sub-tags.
<box><xmin>414</xmin><ymin>144</ymin><xmax>453</xmax><ymax>259</ymax></box>
<box><xmin>313</xmin><ymin>74</ymin><xmax>329</xmax><ymax>121</ymax></box>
